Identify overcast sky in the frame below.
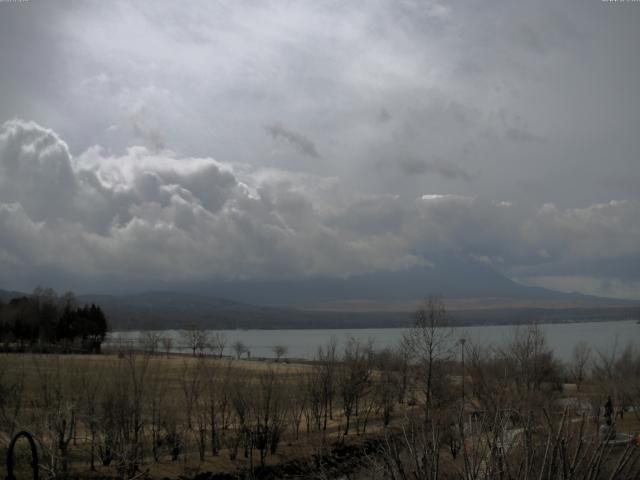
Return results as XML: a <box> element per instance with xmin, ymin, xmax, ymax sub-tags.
<box><xmin>0</xmin><ymin>0</ymin><xmax>639</xmax><ymax>299</ymax></box>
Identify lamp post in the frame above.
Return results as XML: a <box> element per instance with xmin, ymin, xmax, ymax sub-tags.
<box><xmin>459</xmin><ymin>337</ymin><xmax>468</xmax><ymax>471</ymax></box>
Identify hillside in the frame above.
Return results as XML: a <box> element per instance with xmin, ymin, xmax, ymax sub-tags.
<box><xmin>1</xmin><ymin>275</ymin><xmax>637</xmax><ymax>331</ymax></box>
<box><xmin>1</xmin><ymin>256</ymin><xmax>636</xmax><ymax>330</ymax></box>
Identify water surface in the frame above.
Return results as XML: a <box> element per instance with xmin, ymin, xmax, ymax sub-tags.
<box><xmin>108</xmin><ymin>320</ymin><xmax>640</xmax><ymax>361</ymax></box>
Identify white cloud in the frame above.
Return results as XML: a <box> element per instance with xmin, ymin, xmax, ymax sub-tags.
<box><xmin>421</xmin><ymin>194</ymin><xmax>473</xmax><ymax>202</ymax></box>
<box><xmin>0</xmin><ymin>120</ymin><xmax>77</xmax><ymax>222</ymax></box>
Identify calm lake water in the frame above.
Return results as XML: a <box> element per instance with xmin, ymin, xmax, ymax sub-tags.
<box><xmin>108</xmin><ymin>320</ymin><xmax>640</xmax><ymax>362</ymax></box>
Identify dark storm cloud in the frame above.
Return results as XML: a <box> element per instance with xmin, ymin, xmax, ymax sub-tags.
<box><xmin>265</xmin><ymin>124</ymin><xmax>320</xmax><ymax>159</ymax></box>
<box><xmin>397</xmin><ymin>158</ymin><xmax>474</xmax><ymax>181</ymax></box>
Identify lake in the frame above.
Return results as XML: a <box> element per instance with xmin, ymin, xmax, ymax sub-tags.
<box><xmin>107</xmin><ymin>320</ymin><xmax>640</xmax><ymax>362</ymax></box>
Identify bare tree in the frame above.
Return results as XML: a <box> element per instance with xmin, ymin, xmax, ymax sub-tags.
<box><xmin>161</xmin><ymin>336</ymin><xmax>173</xmax><ymax>357</ymax></box>
<box><xmin>139</xmin><ymin>331</ymin><xmax>161</xmax><ymax>354</ymax></box>
<box><xmin>404</xmin><ymin>296</ymin><xmax>454</xmax><ymax>421</ymax></box>
<box><xmin>502</xmin><ymin>324</ymin><xmax>561</xmax><ymax>409</ymax></box>
<box><xmin>229</xmin><ymin>371</ymin><xmax>251</xmax><ymax>461</ymax></box>
<box><xmin>316</xmin><ymin>337</ymin><xmax>338</xmax><ymax>431</ymax></box>
<box><xmin>304</xmin><ymin>368</ymin><xmax>324</xmax><ymax>433</ymax></box>
<box><xmin>287</xmin><ymin>376</ymin><xmax>307</xmax><ymax>439</ymax></box>
<box><xmin>250</xmin><ymin>368</ymin><xmax>289</xmax><ymax>466</ymax></box>
<box><xmin>202</xmin><ymin>358</ymin><xmax>222</xmax><ymax>456</ymax></box>
<box><xmin>613</xmin><ymin>344</ymin><xmax>640</xmax><ymax>420</ymax></box>
<box><xmin>592</xmin><ymin>343</ymin><xmax>640</xmax><ymax>423</ymax></box>
<box><xmin>32</xmin><ymin>355</ymin><xmax>77</xmax><ymax>477</ymax></box>
<box><xmin>147</xmin><ymin>362</ymin><xmax>169</xmax><ymax>462</ymax></box>
<box><xmin>377</xmin><ymin>402</ymin><xmax>640</xmax><ymax>480</ymax></box>
<box><xmin>570</xmin><ymin>340</ymin><xmax>592</xmax><ymax>391</ymax></box>
<box><xmin>271</xmin><ymin>344</ymin><xmax>288</xmax><ymax>362</ymax></box>
<box><xmin>0</xmin><ymin>356</ymin><xmax>25</xmax><ymax>438</ymax></box>
<box><xmin>95</xmin><ymin>351</ymin><xmax>151</xmax><ymax>478</ymax></box>
<box><xmin>212</xmin><ymin>332</ymin><xmax>227</xmax><ymax>358</ymax></box>
<box><xmin>372</xmin><ymin>348</ymin><xmax>401</xmax><ymax>427</ymax></box>
<box><xmin>338</xmin><ymin>337</ymin><xmax>372</xmax><ymax>436</ymax></box>
<box><xmin>383</xmin><ymin>297</ymin><xmax>458</xmax><ymax>480</ymax></box>
<box><xmin>77</xmin><ymin>359</ymin><xmax>105</xmax><ymax>471</ymax></box>
<box><xmin>181</xmin><ymin>325</ymin><xmax>209</xmax><ymax>356</ymax></box>
<box><xmin>232</xmin><ymin>340</ymin><xmax>247</xmax><ymax>360</ymax></box>
<box><xmin>178</xmin><ymin>358</ymin><xmax>207</xmax><ymax>461</ymax></box>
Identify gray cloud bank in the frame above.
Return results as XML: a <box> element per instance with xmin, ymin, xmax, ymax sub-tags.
<box><xmin>0</xmin><ymin>1</ymin><xmax>638</xmax><ymax>298</ymax></box>
<box><xmin>1</xmin><ymin>119</ymin><xmax>640</xmax><ymax>298</ymax></box>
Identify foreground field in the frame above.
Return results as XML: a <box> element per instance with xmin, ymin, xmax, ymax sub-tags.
<box><xmin>0</xmin><ymin>350</ymin><xmax>407</xmax><ymax>479</ymax></box>
<box><xmin>2</xmin><ymin>318</ymin><xmax>640</xmax><ymax>479</ymax></box>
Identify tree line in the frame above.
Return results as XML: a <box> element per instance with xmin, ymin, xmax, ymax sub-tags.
<box><xmin>0</xmin><ymin>287</ymin><xmax>108</xmax><ymax>353</ymax></box>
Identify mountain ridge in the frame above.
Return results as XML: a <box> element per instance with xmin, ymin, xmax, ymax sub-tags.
<box><xmin>1</xmin><ymin>259</ymin><xmax>636</xmax><ymax>330</ymax></box>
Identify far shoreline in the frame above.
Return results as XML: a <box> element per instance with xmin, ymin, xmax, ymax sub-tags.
<box><xmin>108</xmin><ymin>315</ymin><xmax>639</xmax><ymax>332</ymax></box>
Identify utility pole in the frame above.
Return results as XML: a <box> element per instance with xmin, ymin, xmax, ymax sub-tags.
<box><xmin>459</xmin><ymin>337</ymin><xmax>468</xmax><ymax>475</ymax></box>
<box><xmin>460</xmin><ymin>337</ymin><xmax>466</xmax><ymax>406</ymax></box>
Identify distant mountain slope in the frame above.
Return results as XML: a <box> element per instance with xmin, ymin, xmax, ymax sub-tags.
<box><xmin>0</xmin><ymin>288</ymin><xmax>30</xmax><ymax>303</ymax></box>
<box><xmin>78</xmin><ymin>291</ymin><xmax>253</xmax><ymax>313</ymax></box>
<box><xmin>74</xmin><ymin>259</ymin><xmax>638</xmax><ymax>329</ymax></box>
<box><xmin>1</xmin><ymin>287</ymin><xmax>636</xmax><ymax>331</ymax></box>
<box><xmin>76</xmin><ymin>291</ymin><xmax>284</xmax><ymax>330</ymax></box>
<box><xmin>1</xmin><ymin>257</ymin><xmax>636</xmax><ymax>330</ymax></box>
<box><xmin>191</xmin><ymin>258</ymin><xmax>628</xmax><ymax>308</ymax></box>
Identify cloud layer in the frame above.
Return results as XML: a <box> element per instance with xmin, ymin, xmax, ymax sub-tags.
<box><xmin>1</xmin><ymin>119</ymin><xmax>639</xmax><ymax>298</ymax></box>
<box><xmin>0</xmin><ymin>1</ymin><xmax>638</xmax><ymax>297</ymax></box>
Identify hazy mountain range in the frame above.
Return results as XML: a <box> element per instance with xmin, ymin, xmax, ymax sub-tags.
<box><xmin>1</xmin><ymin>259</ymin><xmax>637</xmax><ymax>330</ymax></box>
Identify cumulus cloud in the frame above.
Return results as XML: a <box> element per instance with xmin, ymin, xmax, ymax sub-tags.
<box><xmin>0</xmin><ymin>120</ymin><xmax>420</xmax><ymax>284</ymax></box>
<box><xmin>0</xmin><ymin>120</ymin><xmax>77</xmax><ymax>222</ymax></box>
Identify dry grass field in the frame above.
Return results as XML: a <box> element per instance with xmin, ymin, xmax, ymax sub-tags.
<box><xmin>2</xmin><ymin>321</ymin><xmax>640</xmax><ymax>480</ymax></box>
<box><xmin>0</xmin><ymin>351</ymin><xmax>397</xmax><ymax>479</ymax></box>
